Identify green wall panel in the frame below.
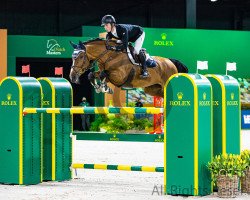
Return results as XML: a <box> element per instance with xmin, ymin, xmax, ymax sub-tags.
<box><xmin>82</xmin><ymin>26</ymin><xmax>250</xmax><ymax>78</ymax></box>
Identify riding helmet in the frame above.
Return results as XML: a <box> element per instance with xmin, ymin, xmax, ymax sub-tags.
<box><xmin>101</xmin><ymin>15</ymin><xmax>116</xmax><ymax>26</ymax></box>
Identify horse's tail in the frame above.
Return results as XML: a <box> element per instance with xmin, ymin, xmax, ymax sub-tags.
<box><xmin>169</xmin><ymin>58</ymin><xmax>188</xmax><ymax>73</ymax></box>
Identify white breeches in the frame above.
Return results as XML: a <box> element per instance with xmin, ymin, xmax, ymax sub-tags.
<box><xmin>134</xmin><ymin>32</ymin><xmax>145</xmax><ymax>54</ymax></box>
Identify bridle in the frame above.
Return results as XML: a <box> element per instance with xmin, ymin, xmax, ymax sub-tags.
<box><xmin>71</xmin><ymin>46</ymin><xmax>110</xmax><ymax>76</ymax></box>
<box><xmin>71</xmin><ymin>40</ymin><xmax>120</xmax><ymax>76</ymax></box>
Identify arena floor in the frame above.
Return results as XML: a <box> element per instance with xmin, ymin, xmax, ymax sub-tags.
<box><xmin>0</xmin><ymin>130</ymin><xmax>249</xmax><ymax>200</ymax></box>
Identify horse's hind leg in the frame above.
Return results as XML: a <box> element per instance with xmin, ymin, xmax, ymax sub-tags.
<box><xmin>144</xmin><ymin>84</ymin><xmax>164</xmax><ymax>97</ymax></box>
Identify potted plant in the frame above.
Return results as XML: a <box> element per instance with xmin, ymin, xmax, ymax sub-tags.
<box><xmin>208</xmin><ymin>154</ymin><xmax>247</xmax><ymax>198</ymax></box>
<box><xmin>240</xmin><ymin>150</ymin><xmax>250</xmax><ymax>193</ymax></box>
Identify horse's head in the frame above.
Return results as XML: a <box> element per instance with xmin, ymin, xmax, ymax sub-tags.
<box><xmin>69</xmin><ymin>41</ymin><xmax>91</xmax><ymax>84</ymax></box>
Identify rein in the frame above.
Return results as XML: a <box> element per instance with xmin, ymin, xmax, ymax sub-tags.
<box><xmin>88</xmin><ymin>39</ymin><xmax>119</xmax><ymax>69</ymax></box>
<box><xmin>71</xmin><ymin>48</ymin><xmax>109</xmax><ymax>76</ymax></box>
<box><xmin>71</xmin><ymin>39</ymin><xmax>122</xmax><ymax>75</ymax></box>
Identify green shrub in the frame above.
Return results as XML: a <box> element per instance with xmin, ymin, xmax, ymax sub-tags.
<box><xmin>100</xmin><ymin>116</ymin><xmax>130</xmax><ymax>133</ymax></box>
<box><xmin>133</xmin><ymin>118</ymin><xmax>153</xmax><ymax>130</ymax></box>
<box><xmin>90</xmin><ymin>114</ymin><xmax>153</xmax><ymax>133</ymax></box>
<box><xmin>90</xmin><ymin>115</ymin><xmax>107</xmax><ymax>131</ymax></box>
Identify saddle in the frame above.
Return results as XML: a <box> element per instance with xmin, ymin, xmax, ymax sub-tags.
<box><xmin>115</xmin><ymin>40</ymin><xmax>156</xmax><ymax>67</ymax></box>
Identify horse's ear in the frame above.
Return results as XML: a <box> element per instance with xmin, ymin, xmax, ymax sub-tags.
<box><xmin>70</xmin><ymin>41</ymin><xmax>78</xmax><ymax>49</ymax></box>
<box><xmin>79</xmin><ymin>41</ymin><xmax>86</xmax><ymax>50</ymax></box>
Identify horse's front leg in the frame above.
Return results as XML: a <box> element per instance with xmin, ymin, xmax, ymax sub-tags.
<box><xmin>88</xmin><ymin>71</ymin><xmax>102</xmax><ymax>93</ymax></box>
<box><xmin>99</xmin><ymin>71</ymin><xmax>113</xmax><ymax>94</ymax></box>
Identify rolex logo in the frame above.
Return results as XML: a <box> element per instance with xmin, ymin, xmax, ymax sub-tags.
<box><xmin>177</xmin><ymin>92</ymin><xmax>183</xmax><ymax>100</ymax></box>
<box><xmin>1</xmin><ymin>93</ymin><xmax>17</xmax><ymax>106</ymax></box>
<box><xmin>110</xmin><ymin>134</ymin><xmax>119</xmax><ymax>141</ymax></box>
<box><xmin>227</xmin><ymin>92</ymin><xmax>238</xmax><ymax>106</ymax></box>
<box><xmin>203</xmin><ymin>92</ymin><xmax>206</xmax><ymax>100</ymax></box>
<box><xmin>231</xmin><ymin>93</ymin><xmax>234</xmax><ymax>100</ymax></box>
<box><xmin>7</xmin><ymin>94</ymin><xmax>11</xmax><ymax>100</ymax></box>
<box><xmin>154</xmin><ymin>33</ymin><xmax>173</xmax><ymax>46</ymax></box>
<box><xmin>161</xmin><ymin>33</ymin><xmax>167</xmax><ymax>40</ymax></box>
<box><xmin>199</xmin><ymin>92</ymin><xmax>210</xmax><ymax>107</ymax></box>
<box><xmin>170</xmin><ymin>92</ymin><xmax>190</xmax><ymax>107</ymax></box>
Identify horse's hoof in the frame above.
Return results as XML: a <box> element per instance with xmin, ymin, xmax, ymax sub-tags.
<box><xmin>101</xmin><ymin>88</ymin><xmax>113</xmax><ymax>94</ymax></box>
<box><xmin>95</xmin><ymin>86</ymin><xmax>102</xmax><ymax>93</ymax></box>
<box><xmin>108</xmin><ymin>88</ymin><xmax>114</xmax><ymax>94</ymax></box>
<box><xmin>95</xmin><ymin>89</ymin><xmax>101</xmax><ymax>93</ymax></box>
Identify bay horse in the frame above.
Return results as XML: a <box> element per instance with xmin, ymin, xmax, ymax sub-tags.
<box><xmin>69</xmin><ymin>38</ymin><xmax>188</xmax><ymax>97</ymax></box>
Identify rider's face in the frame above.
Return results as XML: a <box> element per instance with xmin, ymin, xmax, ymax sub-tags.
<box><xmin>104</xmin><ymin>23</ymin><xmax>112</xmax><ymax>32</ymax></box>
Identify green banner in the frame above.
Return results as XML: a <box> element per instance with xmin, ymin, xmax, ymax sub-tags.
<box><xmin>8</xmin><ymin>35</ymin><xmax>91</xmax><ymax>58</ymax></box>
<box><xmin>82</xmin><ymin>26</ymin><xmax>250</xmax><ymax>79</ymax></box>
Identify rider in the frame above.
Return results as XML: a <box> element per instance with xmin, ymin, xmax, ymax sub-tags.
<box><xmin>101</xmin><ymin>14</ymin><xmax>149</xmax><ymax>78</ymax></box>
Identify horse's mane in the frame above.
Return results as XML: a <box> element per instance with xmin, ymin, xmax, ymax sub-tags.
<box><xmin>83</xmin><ymin>37</ymin><xmax>117</xmax><ymax>45</ymax></box>
<box><xmin>83</xmin><ymin>38</ymin><xmax>104</xmax><ymax>44</ymax></box>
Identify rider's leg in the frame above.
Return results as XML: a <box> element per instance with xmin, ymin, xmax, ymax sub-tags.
<box><xmin>138</xmin><ymin>49</ymin><xmax>149</xmax><ymax>78</ymax></box>
<box><xmin>134</xmin><ymin>32</ymin><xmax>145</xmax><ymax>54</ymax></box>
<box><xmin>134</xmin><ymin>32</ymin><xmax>149</xmax><ymax>78</ymax></box>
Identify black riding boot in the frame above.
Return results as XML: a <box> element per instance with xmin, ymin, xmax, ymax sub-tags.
<box><xmin>138</xmin><ymin>50</ymin><xmax>149</xmax><ymax>78</ymax></box>
<box><xmin>141</xmin><ymin>65</ymin><xmax>149</xmax><ymax>78</ymax></box>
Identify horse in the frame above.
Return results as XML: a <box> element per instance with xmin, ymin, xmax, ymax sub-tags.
<box><xmin>69</xmin><ymin>38</ymin><xmax>188</xmax><ymax>97</ymax></box>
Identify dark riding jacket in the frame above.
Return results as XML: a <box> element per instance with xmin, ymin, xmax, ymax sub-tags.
<box><xmin>106</xmin><ymin>24</ymin><xmax>143</xmax><ymax>51</ymax></box>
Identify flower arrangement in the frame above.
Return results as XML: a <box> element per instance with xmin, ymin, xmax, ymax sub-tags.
<box><xmin>240</xmin><ymin>150</ymin><xmax>250</xmax><ymax>193</ymax></box>
<box><xmin>208</xmin><ymin>153</ymin><xmax>247</xmax><ymax>198</ymax></box>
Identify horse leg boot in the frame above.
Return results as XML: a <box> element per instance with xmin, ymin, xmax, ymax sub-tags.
<box><xmin>88</xmin><ymin>72</ymin><xmax>101</xmax><ymax>93</ymax></box>
<box><xmin>138</xmin><ymin>50</ymin><xmax>149</xmax><ymax>78</ymax></box>
<box><xmin>100</xmin><ymin>71</ymin><xmax>113</xmax><ymax>94</ymax></box>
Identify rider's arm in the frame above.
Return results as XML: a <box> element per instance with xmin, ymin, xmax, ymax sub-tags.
<box><xmin>116</xmin><ymin>28</ymin><xmax>128</xmax><ymax>51</ymax></box>
<box><xmin>106</xmin><ymin>32</ymin><xmax>113</xmax><ymax>40</ymax></box>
